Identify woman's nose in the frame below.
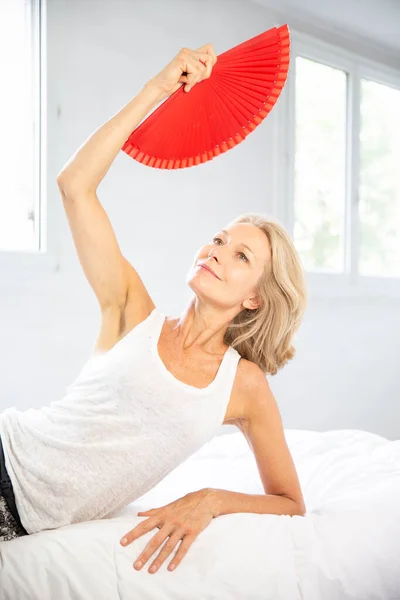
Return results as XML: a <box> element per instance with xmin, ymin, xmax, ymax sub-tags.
<box><xmin>209</xmin><ymin>243</ymin><xmax>223</xmax><ymax>258</ymax></box>
<box><xmin>208</xmin><ymin>248</ymin><xmax>220</xmax><ymax>261</ymax></box>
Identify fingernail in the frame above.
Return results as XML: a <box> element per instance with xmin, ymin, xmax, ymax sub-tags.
<box><xmin>120</xmin><ymin>538</ymin><xmax>128</xmax><ymax>545</ymax></box>
<box><xmin>135</xmin><ymin>560</ymin><xmax>142</xmax><ymax>568</ymax></box>
<box><xmin>169</xmin><ymin>563</ymin><xmax>176</xmax><ymax>571</ymax></box>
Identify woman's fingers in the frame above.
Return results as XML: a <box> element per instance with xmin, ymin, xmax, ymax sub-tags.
<box><xmin>133</xmin><ymin>525</ymin><xmax>174</xmax><ymax>571</ymax></box>
<box><xmin>181</xmin><ymin>53</ymin><xmax>212</xmax><ymax>91</ymax></box>
<box><xmin>165</xmin><ymin>532</ymin><xmax>196</xmax><ymax>571</ymax></box>
<box><xmin>195</xmin><ymin>43</ymin><xmax>218</xmax><ymax>66</ymax></box>
<box><xmin>198</xmin><ymin>53</ymin><xmax>214</xmax><ymax>79</ymax></box>
<box><xmin>146</xmin><ymin>529</ymin><xmax>185</xmax><ymax>573</ymax></box>
<box><xmin>120</xmin><ymin>517</ymin><xmax>160</xmax><ymax>546</ymax></box>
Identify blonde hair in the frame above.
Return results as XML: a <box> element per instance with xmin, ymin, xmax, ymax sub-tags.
<box><xmin>223</xmin><ymin>213</ymin><xmax>308</xmax><ymax>376</ymax></box>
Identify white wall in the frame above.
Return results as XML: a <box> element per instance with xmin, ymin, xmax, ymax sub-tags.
<box><xmin>0</xmin><ymin>0</ymin><xmax>399</xmax><ymax>440</ymax></box>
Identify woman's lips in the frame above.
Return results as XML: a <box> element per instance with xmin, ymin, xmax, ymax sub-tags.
<box><xmin>199</xmin><ymin>264</ymin><xmax>220</xmax><ymax>279</ymax></box>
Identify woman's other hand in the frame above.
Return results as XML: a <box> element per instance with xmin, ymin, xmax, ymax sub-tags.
<box><xmin>119</xmin><ymin>488</ymin><xmax>218</xmax><ymax>573</ymax></box>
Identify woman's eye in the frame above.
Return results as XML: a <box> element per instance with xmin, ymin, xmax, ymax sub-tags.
<box><xmin>212</xmin><ymin>238</ymin><xmax>248</xmax><ymax>263</ymax></box>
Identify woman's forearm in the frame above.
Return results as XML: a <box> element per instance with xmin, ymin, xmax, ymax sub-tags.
<box><xmin>57</xmin><ymin>81</ymin><xmax>165</xmax><ymax>193</ymax></box>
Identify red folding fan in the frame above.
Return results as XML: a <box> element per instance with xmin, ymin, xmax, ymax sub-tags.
<box><xmin>122</xmin><ymin>24</ymin><xmax>290</xmax><ymax>169</ymax></box>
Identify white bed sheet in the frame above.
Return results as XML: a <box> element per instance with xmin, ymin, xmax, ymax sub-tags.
<box><xmin>1</xmin><ymin>428</ymin><xmax>399</xmax><ymax>600</ymax></box>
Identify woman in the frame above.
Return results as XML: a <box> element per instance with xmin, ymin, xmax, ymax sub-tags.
<box><xmin>0</xmin><ymin>44</ymin><xmax>307</xmax><ymax>547</ymax></box>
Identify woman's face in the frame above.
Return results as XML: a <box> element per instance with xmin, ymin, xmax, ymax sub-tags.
<box><xmin>187</xmin><ymin>223</ymin><xmax>271</xmax><ymax>312</ymax></box>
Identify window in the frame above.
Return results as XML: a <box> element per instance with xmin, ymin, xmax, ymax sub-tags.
<box><xmin>294</xmin><ymin>57</ymin><xmax>347</xmax><ymax>273</ymax></box>
<box><xmin>359</xmin><ymin>79</ymin><xmax>400</xmax><ymax>278</ymax></box>
<box><xmin>0</xmin><ymin>0</ymin><xmax>37</xmax><ymax>251</ymax></box>
<box><xmin>0</xmin><ymin>0</ymin><xmax>58</xmax><ymax>281</ymax></box>
<box><xmin>281</xmin><ymin>31</ymin><xmax>400</xmax><ymax>297</ymax></box>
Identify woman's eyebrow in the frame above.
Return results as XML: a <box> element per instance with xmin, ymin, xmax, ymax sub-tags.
<box><xmin>220</xmin><ymin>229</ymin><xmax>255</xmax><ymax>258</ymax></box>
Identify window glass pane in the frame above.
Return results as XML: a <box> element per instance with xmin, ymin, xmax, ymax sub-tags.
<box><xmin>359</xmin><ymin>79</ymin><xmax>400</xmax><ymax>278</ymax></box>
<box><xmin>294</xmin><ymin>57</ymin><xmax>347</xmax><ymax>272</ymax></box>
<box><xmin>0</xmin><ymin>0</ymin><xmax>35</xmax><ymax>252</ymax></box>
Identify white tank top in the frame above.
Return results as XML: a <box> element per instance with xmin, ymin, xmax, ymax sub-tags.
<box><xmin>0</xmin><ymin>307</ymin><xmax>241</xmax><ymax>534</ymax></box>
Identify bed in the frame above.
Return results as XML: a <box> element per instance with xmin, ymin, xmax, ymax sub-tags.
<box><xmin>1</xmin><ymin>428</ymin><xmax>399</xmax><ymax>600</ymax></box>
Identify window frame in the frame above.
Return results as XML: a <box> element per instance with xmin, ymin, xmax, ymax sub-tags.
<box><xmin>0</xmin><ymin>0</ymin><xmax>60</xmax><ymax>286</ymax></box>
<box><xmin>274</xmin><ymin>28</ymin><xmax>400</xmax><ymax>299</ymax></box>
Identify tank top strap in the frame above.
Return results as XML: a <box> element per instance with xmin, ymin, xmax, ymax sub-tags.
<box><xmin>218</xmin><ymin>345</ymin><xmax>241</xmax><ymax>387</ymax></box>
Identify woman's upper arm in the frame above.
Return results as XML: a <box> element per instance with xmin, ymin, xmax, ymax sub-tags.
<box><xmin>58</xmin><ymin>182</ymin><xmax>150</xmax><ymax>311</ymax></box>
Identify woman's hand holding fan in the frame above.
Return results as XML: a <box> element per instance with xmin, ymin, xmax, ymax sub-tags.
<box><xmin>147</xmin><ymin>44</ymin><xmax>218</xmax><ymax>101</ymax></box>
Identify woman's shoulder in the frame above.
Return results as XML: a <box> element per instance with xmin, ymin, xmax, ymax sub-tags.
<box><xmin>228</xmin><ymin>358</ymin><xmax>266</xmax><ymax>421</ymax></box>
<box><xmin>236</xmin><ymin>357</ymin><xmax>265</xmax><ymax>385</ymax></box>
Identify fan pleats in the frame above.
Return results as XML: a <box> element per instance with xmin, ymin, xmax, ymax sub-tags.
<box><xmin>122</xmin><ymin>24</ymin><xmax>290</xmax><ymax>169</ymax></box>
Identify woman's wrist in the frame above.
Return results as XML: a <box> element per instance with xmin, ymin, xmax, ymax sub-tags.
<box><xmin>141</xmin><ymin>79</ymin><xmax>168</xmax><ymax>105</ymax></box>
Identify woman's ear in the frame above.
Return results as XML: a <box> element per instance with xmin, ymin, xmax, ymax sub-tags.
<box><xmin>243</xmin><ymin>296</ymin><xmax>261</xmax><ymax>311</ymax></box>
